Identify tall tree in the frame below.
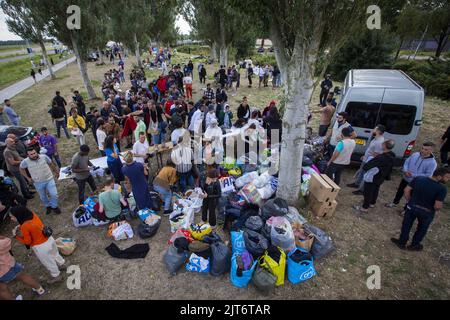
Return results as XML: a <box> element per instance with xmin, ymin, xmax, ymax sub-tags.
<box><xmin>394</xmin><ymin>5</ymin><xmax>425</xmax><ymax>60</ymax></box>
<box><xmin>427</xmin><ymin>0</ymin><xmax>450</xmax><ymax>58</ymax></box>
<box><xmin>231</xmin><ymin>0</ymin><xmax>371</xmax><ymax>204</ymax></box>
<box><xmin>39</xmin><ymin>0</ymin><xmax>105</xmax><ymax>99</ymax></box>
<box><xmin>1</xmin><ymin>0</ymin><xmax>56</xmax><ymax>79</ymax></box>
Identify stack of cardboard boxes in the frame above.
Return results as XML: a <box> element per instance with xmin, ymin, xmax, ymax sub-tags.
<box><xmin>308</xmin><ymin>173</ymin><xmax>341</xmax><ymax>218</ymax></box>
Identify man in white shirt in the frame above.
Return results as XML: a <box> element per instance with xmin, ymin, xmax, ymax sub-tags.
<box><xmin>171</xmin><ymin>122</ymin><xmax>187</xmax><ymax>146</ymax></box>
<box><xmin>205</xmin><ymin>105</ymin><xmax>217</xmax><ymax>129</ymax></box>
<box><xmin>188</xmin><ymin>104</ymin><xmax>205</xmax><ymax>136</ymax></box>
<box><xmin>96</xmin><ymin>118</ymin><xmax>107</xmax><ymax>157</ymax></box>
<box><xmin>132</xmin><ymin>131</ymin><xmax>149</xmax><ymax>164</ymax></box>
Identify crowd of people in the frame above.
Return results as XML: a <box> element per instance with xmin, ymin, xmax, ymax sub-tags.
<box><xmin>1</xmin><ymin>50</ymin><xmax>449</xmax><ymax>300</ymax></box>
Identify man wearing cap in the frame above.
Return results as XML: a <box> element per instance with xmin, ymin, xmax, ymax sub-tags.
<box><xmin>38</xmin><ymin>127</ymin><xmax>62</xmax><ymax>168</ymax></box>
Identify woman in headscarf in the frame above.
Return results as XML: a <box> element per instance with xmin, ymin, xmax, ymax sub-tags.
<box><xmin>262</xmin><ymin>100</ymin><xmax>276</xmax><ymax>118</ymax></box>
<box><xmin>10</xmin><ymin>206</ymin><xmax>65</xmax><ymax>284</ymax></box>
<box><xmin>121</xmin><ymin>151</ymin><xmax>154</xmax><ymax>211</ymax></box>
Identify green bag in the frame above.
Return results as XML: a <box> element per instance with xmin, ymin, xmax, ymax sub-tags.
<box><xmin>251</xmin><ymin>264</ymin><xmax>277</xmax><ymax>295</ymax></box>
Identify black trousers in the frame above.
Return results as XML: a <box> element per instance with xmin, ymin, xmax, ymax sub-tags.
<box><xmin>393</xmin><ymin>178</ymin><xmax>409</xmax><ymax>204</ymax></box>
<box><xmin>363</xmin><ymin>182</ymin><xmax>380</xmax><ymax>209</ymax></box>
<box><xmin>75</xmin><ymin>175</ymin><xmax>97</xmax><ymax>205</ymax></box>
<box><xmin>202</xmin><ymin>199</ymin><xmax>217</xmax><ymax>227</ymax></box>
<box><xmin>325</xmin><ymin>163</ymin><xmax>346</xmax><ymax>185</ymax></box>
<box><xmin>319</xmin><ymin>89</ymin><xmax>329</xmax><ymax>106</ymax></box>
<box><xmin>248</xmin><ymin>75</ymin><xmax>252</xmax><ymax>86</ymax></box>
<box><xmin>318</xmin><ymin>124</ymin><xmax>330</xmax><ymax>137</ymax></box>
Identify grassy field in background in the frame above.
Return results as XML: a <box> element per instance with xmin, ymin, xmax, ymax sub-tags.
<box><xmin>0</xmin><ymin>52</ymin><xmax>72</xmax><ymax>89</ymax></box>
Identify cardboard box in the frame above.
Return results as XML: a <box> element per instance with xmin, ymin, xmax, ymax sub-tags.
<box><xmin>309</xmin><ymin>173</ymin><xmax>341</xmax><ymax>203</ymax></box>
<box><xmin>309</xmin><ymin>194</ymin><xmax>338</xmax><ymax>218</ymax></box>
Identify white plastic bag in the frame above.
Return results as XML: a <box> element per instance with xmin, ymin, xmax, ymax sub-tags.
<box><xmin>253</xmin><ymin>171</ymin><xmax>272</xmax><ymax>188</ymax></box>
<box><xmin>72</xmin><ymin>207</ymin><xmax>93</xmax><ymax>228</ymax></box>
<box><xmin>169</xmin><ymin>207</ymin><xmax>195</xmax><ymax>233</ymax></box>
<box><xmin>235</xmin><ymin>171</ymin><xmax>259</xmax><ymax>189</ymax></box>
<box><xmin>268</xmin><ymin>217</ymin><xmax>296</xmax><ymax>253</ymax></box>
<box><xmin>112</xmin><ymin>222</ymin><xmax>134</xmax><ymax>240</ymax></box>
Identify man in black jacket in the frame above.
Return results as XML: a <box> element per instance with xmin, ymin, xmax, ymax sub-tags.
<box><xmin>52</xmin><ymin>91</ymin><xmax>67</xmax><ymax>120</ymax></box>
<box><xmin>49</xmin><ymin>103</ymin><xmax>70</xmax><ymax>139</ymax></box>
<box><xmin>319</xmin><ymin>74</ymin><xmax>333</xmax><ymax>106</ymax></box>
<box><xmin>353</xmin><ymin>140</ymin><xmax>395</xmax><ymax>213</ymax></box>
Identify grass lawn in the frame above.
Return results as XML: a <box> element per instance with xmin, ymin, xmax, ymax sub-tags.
<box><xmin>0</xmin><ymin>52</ymin><xmax>72</xmax><ymax>89</ymax></box>
<box><xmin>1</xmin><ymin>52</ymin><xmax>449</xmax><ymax>300</ymax></box>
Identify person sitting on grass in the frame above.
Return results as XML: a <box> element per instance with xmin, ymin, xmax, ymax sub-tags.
<box><xmin>98</xmin><ymin>176</ymin><xmax>128</xmax><ymax>222</ymax></box>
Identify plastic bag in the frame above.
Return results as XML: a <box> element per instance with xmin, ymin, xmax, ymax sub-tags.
<box><xmin>138</xmin><ymin>220</ymin><xmax>161</xmax><ymax>239</ymax></box>
<box><xmin>83</xmin><ymin>196</ymin><xmax>98</xmax><ymax>213</ymax></box>
<box><xmin>230</xmin><ymin>252</ymin><xmax>257</xmax><ymax>288</ymax></box>
<box><xmin>168</xmin><ymin>228</ymin><xmax>194</xmax><ymax>245</ymax></box>
<box><xmin>252</xmin><ymin>265</ymin><xmax>277</xmax><ymax>295</ymax></box>
<box><xmin>287</xmin><ymin>247</ymin><xmax>316</xmax><ymax>284</ymax></box>
<box><xmin>285</xmin><ymin>206</ymin><xmax>308</xmax><ymax>226</ymax></box>
<box><xmin>257</xmin><ymin>179</ymin><xmax>277</xmax><ymax>200</ymax></box>
<box><xmin>185</xmin><ymin>188</ymin><xmax>204</xmax><ymax>213</ymax></box>
<box><xmin>72</xmin><ymin>206</ymin><xmax>93</xmax><ymax>228</ymax></box>
<box><xmin>244</xmin><ymin>216</ymin><xmax>264</xmax><ymax>232</ymax></box>
<box><xmin>269</xmin><ymin>217</ymin><xmax>296</xmax><ymax>253</ymax></box>
<box><xmin>261</xmin><ymin>198</ymin><xmax>289</xmax><ymax>221</ymax></box>
<box><xmin>109</xmin><ymin>221</ymin><xmax>134</xmax><ymax>241</ymax></box>
<box><xmin>235</xmin><ymin>171</ymin><xmax>259</xmax><ymax>189</ymax></box>
<box><xmin>92</xmin><ymin>218</ymin><xmax>109</xmax><ymax>227</ymax></box>
<box><xmin>260</xmin><ymin>246</ymin><xmax>287</xmax><ymax>286</ymax></box>
<box><xmin>244</xmin><ymin>229</ymin><xmax>269</xmax><ymax>259</ymax></box>
<box><xmin>210</xmin><ymin>242</ymin><xmax>231</xmax><ymax>276</ymax></box>
<box><xmin>137</xmin><ymin>208</ymin><xmax>157</xmax><ymax>222</ymax></box>
<box><xmin>144</xmin><ymin>214</ymin><xmax>161</xmax><ymax>227</ymax></box>
<box><xmin>219</xmin><ymin>176</ymin><xmax>236</xmax><ymax>194</ymax></box>
<box><xmin>185</xmin><ymin>253</ymin><xmax>210</xmax><ymax>273</ymax></box>
<box><xmin>238</xmin><ymin>182</ymin><xmax>263</xmax><ymax>206</ymax></box>
<box><xmin>304</xmin><ymin>224</ymin><xmax>334</xmax><ymax>260</ymax></box>
<box><xmin>253</xmin><ymin>171</ymin><xmax>272</xmax><ymax>188</ymax></box>
<box><xmin>163</xmin><ymin>244</ymin><xmax>188</xmax><ymax>275</ymax></box>
<box><xmin>189</xmin><ymin>223</ymin><xmax>212</xmax><ymax>241</ymax></box>
<box><xmin>231</xmin><ymin>230</ymin><xmax>246</xmax><ymax>255</ymax></box>
<box><xmin>169</xmin><ymin>207</ymin><xmax>195</xmax><ymax>233</ymax></box>
<box><xmin>127</xmin><ymin>194</ymin><xmax>137</xmax><ymax>212</ymax></box>
<box><xmin>55</xmin><ymin>238</ymin><xmax>76</xmax><ymax>256</ymax></box>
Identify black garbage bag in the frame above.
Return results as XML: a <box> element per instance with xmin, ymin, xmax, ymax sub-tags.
<box><xmin>243</xmin><ymin>229</ymin><xmax>268</xmax><ymax>259</ymax></box>
<box><xmin>316</xmin><ymin>159</ymin><xmax>328</xmax><ymax>174</ymax></box>
<box><xmin>149</xmin><ymin>191</ymin><xmax>161</xmax><ymax>212</ymax></box>
<box><xmin>210</xmin><ymin>241</ymin><xmax>232</xmax><ymax>276</ymax></box>
<box><xmin>203</xmin><ymin>232</ymin><xmax>223</xmax><ymax>244</ymax></box>
<box><xmin>244</xmin><ymin>216</ymin><xmax>263</xmax><ymax>232</ymax></box>
<box><xmin>137</xmin><ymin>220</ymin><xmax>161</xmax><ymax>239</ymax></box>
<box><xmin>304</xmin><ymin>223</ymin><xmax>334</xmax><ymax>260</ymax></box>
<box><xmin>163</xmin><ymin>244</ymin><xmax>188</xmax><ymax>275</ymax></box>
<box><xmin>261</xmin><ymin>198</ymin><xmax>289</xmax><ymax>221</ymax></box>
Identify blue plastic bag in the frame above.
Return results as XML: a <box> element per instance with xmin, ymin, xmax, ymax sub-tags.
<box><xmin>230</xmin><ymin>252</ymin><xmax>257</xmax><ymax>288</ymax></box>
<box><xmin>287</xmin><ymin>247</ymin><xmax>316</xmax><ymax>284</ymax></box>
<box><xmin>83</xmin><ymin>196</ymin><xmax>98</xmax><ymax>213</ymax></box>
<box><xmin>231</xmin><ymin>230</ymin><xmax>246</xmax><ymax>255</ymax></box>
<box><xmin>137</xmin><ymin>208</ymin><xmax>157</xmax><ymax>222</ymax></box>
<box><xmin>185</xmin><ymin>253</ymin><xmax>210</xmax><ymax>273</ymax></box>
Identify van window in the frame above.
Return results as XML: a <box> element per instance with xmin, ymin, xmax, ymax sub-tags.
<box><xmin>378</xmin><ymin>104</ymin><xmax>416</xmax><ymax>135</ymax></box>
<box><xmin>345</xmin><ymin>101</ymin><xmax>380</xmax><ymax>129</ymax></box>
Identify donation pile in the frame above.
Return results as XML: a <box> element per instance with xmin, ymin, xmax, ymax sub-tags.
<box><xmin>307</xmin><ymin>173</ymin><xmax>341</xmax><ymax>218</ymax></box>
<box><xmin>162</xmin><ymin>149</ymin><xmax>335</xmax><ymax>294</ymax></box>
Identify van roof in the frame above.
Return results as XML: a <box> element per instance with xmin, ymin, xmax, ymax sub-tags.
<box><xmin>349</xmin><ymin>69</ymin><xmax>423</xmax><ymax>91</ymax></box>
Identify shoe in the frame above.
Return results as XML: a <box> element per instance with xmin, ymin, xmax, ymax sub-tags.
<box><xmin>163</xmin><ymin>210</ymin><xmax>171</xmax><ymax>216</ymax></box>
<box><xmin>15</xmin><ymin>295</ymin><xmax>23</xmax><ymax>300</ymax></box>
<box><xmin>47</xmin><ymin>275</ymin><xmax>63</xmax><ymax>284</ymax></box>
<box><xmin>407</xmin><ymin>244</ymin><xmax>423</xmax><ymax>251</ymax></box>
<box><xmin>390</xmin><ymin>238</ymin><xmax>406</xmax><ymax>250</ymax></box>
<box><xmin>52</xmin><ymin>207</ymin><xmax>61</xmax><ymax>214</ymax></box>
<box><xmin>352</xmin><ymin>190</ymin><xmax>364</xmax><ymax>196</ymax></box>
<box><xmin>29</xmin><ymin>191</ymin><xmax>36</xmax><ymax>195</ymax></box>
<box><xmin>24</xmin><ymin>194</ymin><xmax>34</xmax><ymax>200</ymax></box>
<box><xmin>385</xmin><ymin>203</ymin><xmax>398</xmax><ymax>208</ymax></box>
<box><xmin>369</xmin><ymin>204</ymin><xmax>375</xmax><ymax>208</ymax></box>
<box><xmin>353</xmin><ymin>205</ymin><xmax>368</xmax><ymax>213</ymax></box>
<box><xmin>398</xmin><ymin>210</ymin><xmax>405</xmax><ymax>217</ymax></box>
<box><xmin>46</xmin><ymin>207</ymin><xmax>52</xmax><ymax>215</ymax></box>
<box><xmin>347</xmin><ymin>183</ymin><xmax>359</xmax><ymax>189</ymax></box>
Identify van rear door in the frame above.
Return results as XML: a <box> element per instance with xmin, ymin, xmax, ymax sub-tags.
<box><xmin>378</xmin><ymin>89</ymin><xmax>420</xmax><ymax>160</ymax></box>
<box><xmin>343</xmin><ymin>88</ymin><xmax>384</xmax><ymax>158</ymax></box>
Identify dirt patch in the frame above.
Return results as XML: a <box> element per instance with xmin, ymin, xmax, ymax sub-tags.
<box><xmin>1</xmin><ymin>53</ymin><xmax>449</xmax><ymax>300</ymax></box>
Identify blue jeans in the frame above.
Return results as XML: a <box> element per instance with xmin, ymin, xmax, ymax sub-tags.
<box><xmin>178</xmin><ymin>172</ymin><xmax>194</xmax><ymax>193</ymax></box>
<box><xmin>55</xmin><ymin>119</ymin><xmax>70</xmax><ymax>139</ymax></box>
<box><xmin>153</xmin><ymin>184</ymin><xmax>172</xmax><ymax>211</ymax></box>
<box><xmin>399</xmin><ymin>206</ymin><xmax>434</xmax><ymax>246</ymax></box>
<box><xmin>34</xmin><ymin>179</ymin><xmax>58</xmax><ymax>208</ymax></box>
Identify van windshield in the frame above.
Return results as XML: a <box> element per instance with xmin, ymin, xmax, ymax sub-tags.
<box><xmin>346</xmin><ymin>101</ymin><xmax>416</xmax><ymax>135</ymax></box>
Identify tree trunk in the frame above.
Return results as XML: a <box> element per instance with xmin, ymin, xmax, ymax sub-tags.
<box><xmin>394</xmin><ymin>37</ymin><xmax>404</xmax><ymax>61</ymax></box>
<box><xmin>210</xmin><ymin>42</ymin><xmax>217</xmax><ymax>62</ymax></box>
<box><xmin>219</xmin><ymin>45</ymin><xmax>228</xmax><ymax>67</ymax></box>
<box><xmin>219</xmin><ymin>14</ymin><xmax>228</xmax><ymax>66</ymax></box>
<box><xmin>261</xmin><ymin>38</ymin><xmax>265</xmax><ymax>48</ymax></box>
<box><xmin>276</xmin><ymin>66</ymin><xmax>315</xmax><ymax>205</ymax></box>
<box><xmin>39</xmin><ymin>39</ymin><xmax>55</xmax><ymax>80</ymax></box>
<box><xmin>413</xmin><ymin>24</ymin><xmax>428</xmax><ymax>60</ymax></box>
<box><xmin>70</xmin><ymin>32</ymin><xmax>96</xmax><ymax>100</ymax></box>
<box><xmin>134</xmin><ymin>33</ymin><xmax>142</xmax><ymax>68</ymax></box>
<box><xmin>98</xmin><ymin>46</ymin><xmax>104</xmax><ymax>64</ymax></box>
<box><xmin>435</xmin><ymin>31</ymin><xmax>448</xmax><ymax>59</ymax></box>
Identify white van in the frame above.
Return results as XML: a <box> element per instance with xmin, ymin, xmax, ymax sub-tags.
<box><xmin>337</xmin><ymin>69</ymin><xmax>425</xmax><ymax>165</ymax></box>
